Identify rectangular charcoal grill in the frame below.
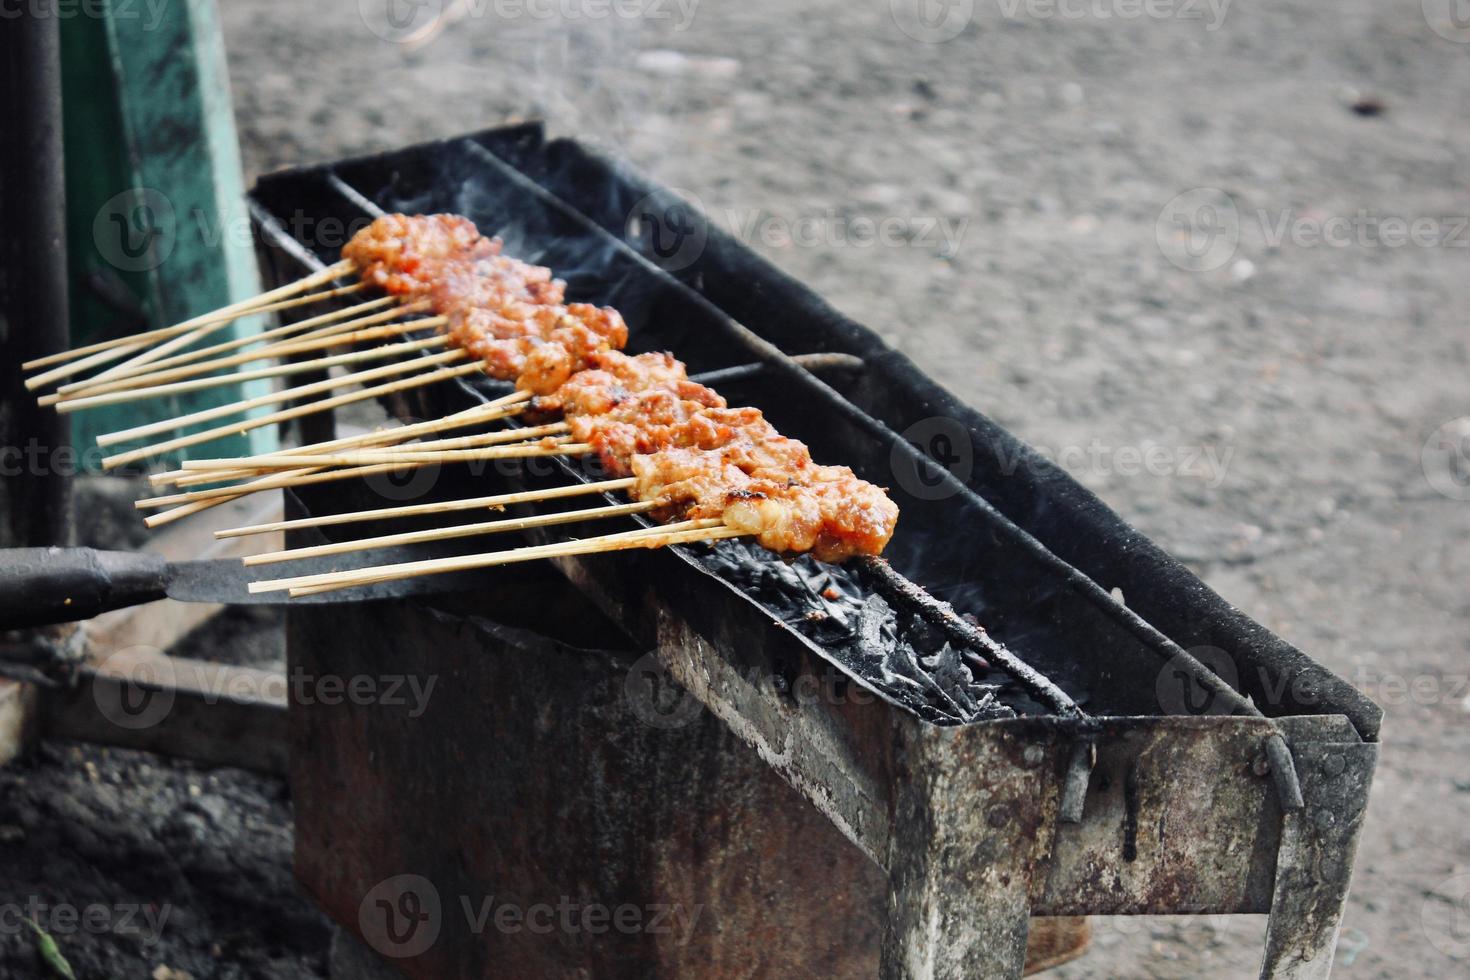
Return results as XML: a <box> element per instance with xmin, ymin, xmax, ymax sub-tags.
<box><xmin>247</xmin><ymin>124</ymin><xmax>1380</xmax><ymax>979</ymax></box>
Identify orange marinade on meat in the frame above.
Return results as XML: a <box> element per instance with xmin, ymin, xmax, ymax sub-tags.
<box><xmin>630</xmin><ymin>446</ymin><xmax>899</xmax><ymax>564</ymax></box>
<box><xmin>542</xmin><ymin>353</ymin><xmax>899</xmax><ymax>560</ymax></box>
<box><xmin>342</xmin><ymin>214</ymin><xmax>497</xmax><ymax>296</ymax></box>
<box><xmin>344</xmin><ymin>215</ymin><xmax>629</xmax><ymax>384</ymax></box>
<box><xmin>342</xmin><ymin>216</ymin><xmax>898</xmax><ymax>561</ymax></box>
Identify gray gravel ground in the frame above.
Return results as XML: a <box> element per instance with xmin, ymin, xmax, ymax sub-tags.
<box><xmin>7</xmin><ymin>1</ymin><xmax>1466</xmax><ymax>977</ymax></box>
<box><xmin>222</xmin><ymin>3</ymin><xmax>1469</xmax><ymax>975</ymax></box>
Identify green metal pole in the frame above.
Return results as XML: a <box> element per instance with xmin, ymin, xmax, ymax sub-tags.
<box><xmin>60</xmin><ymin>0</ymin><xmax>277</xmax><ymax>468</ymax></box>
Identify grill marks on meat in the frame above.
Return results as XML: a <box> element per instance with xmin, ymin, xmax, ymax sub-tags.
<box><xmin>342</xmin><ymin>214</ymin><xmax>496</xmax><ymax>296</ymax></box>
<box><xmin>542</xmin><ymin>354</ymin><xmax>900</xmax><ymax>562</ymax></box>
<box><xmin>346</xmin><ymin>214</ymin><xmax>627</xmax><ymax>387</ymax></box>
<box><xmin>342</xmin><ymin>215</ymin><xmax>898</xmax><ymax>561</ymax></box>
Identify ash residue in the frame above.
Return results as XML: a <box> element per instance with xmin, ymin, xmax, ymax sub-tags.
<box><xmin>694</xmin><ymin>540</ymin><xmax>1049</xmax><ymax>724</ymax></box>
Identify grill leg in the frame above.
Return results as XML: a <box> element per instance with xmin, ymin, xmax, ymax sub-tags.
<box><xmin>880</xmin><ymin>730</ymin><xmax>1062</xmax><ymax>979</ymax></box>
<box><xmin>1258</xmin><ymin>733</ymin><xmax>1379</xmax><ymax>978</ymax></box>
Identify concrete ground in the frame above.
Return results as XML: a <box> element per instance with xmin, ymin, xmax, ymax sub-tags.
<box><xmin>222</xmin><ymin>2</ymin><xmax>1469</xmax><ymax>974</ymax></box>
<box><xmin>5</xmin><ymin>1</ymin><xmax>1466</xmax><ymax>977</ymax></box>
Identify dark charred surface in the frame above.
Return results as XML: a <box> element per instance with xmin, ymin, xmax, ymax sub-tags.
<box><xmin>253</xmin><ymin>125</ymin><xmax>1381</xmax><ymax>979</ymax></box>
<box><xmin>251</xmin><ymin>132</ymin><xmax>1190</xmax><ymax>725</ymax></box>
<box><xmin>695</xmin><ymin>539</ymin><xmax>1043</xmax><ymax>723</ymax></box>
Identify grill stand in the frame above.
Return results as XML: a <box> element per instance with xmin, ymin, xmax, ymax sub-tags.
<box><xmin>288</xmin><ymin>553</ymin><xmax>1375</xmax><ymax>979</ymax></box>
<box><xmin>252</xmin><ymin>125</ymin><xmax>1379</xmax><ymax>978</ymax></box>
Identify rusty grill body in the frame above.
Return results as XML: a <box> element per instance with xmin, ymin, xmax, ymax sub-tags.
<box><xmin>250</xmin><ymin>125</ymin><xmax>1380</xmax><ymax>979</ymax></box>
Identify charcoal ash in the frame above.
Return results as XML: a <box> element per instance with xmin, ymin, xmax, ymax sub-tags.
<box><xmin>693</xmin><ymin>539</ymin><xmax>1047</xmax><ymax>724</ymax></box>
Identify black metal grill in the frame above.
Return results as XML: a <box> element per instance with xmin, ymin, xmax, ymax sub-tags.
<box><xmin>249</xmin><ymin>124</ymin><xmax>1380</xmax><ymax>979</ymax></box>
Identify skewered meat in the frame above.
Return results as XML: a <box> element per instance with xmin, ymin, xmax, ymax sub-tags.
<box><xmin>342</xmin><ymin>214</ymin><xmax>899</xmax><ymax>560</ymax></box>
<box><xmin>346</xmin><ymin>215</ymin><xmax>626</xmax><ymax>384</ymax></box>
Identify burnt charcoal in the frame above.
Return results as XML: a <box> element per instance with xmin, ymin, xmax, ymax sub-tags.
<box><xmin>693</xmin><ymin>540</ymin><xmax>1030</xmax><ymax>723</ymax></box>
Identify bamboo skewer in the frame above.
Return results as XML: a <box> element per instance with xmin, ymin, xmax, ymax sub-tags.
<box><xmin>22</xmin><ymin>260</ymin><xmax>356</xmax><ymax>373</ymax></box>
<box><xmin>171</xmin><ymin>423</ymin><xmax>566</xmax><ymax>488</ymax></box>
<box><xmin>25</xmin><ymin>340</ymin><xmax>152</xmax><ymax>391</ymax></box>
<box><xmin>180</xmin><ymin>439</ymin><xmax>588</xmax><ymax>473</ymax></box>
<box><xmin>136</xmin><ymin>436</ymin><xmax>570</xmax><ymax>508</ymax></box>
<box><xmin>84</xmin><ymin>261</ymin><xmax>359</xmax><ymax>384</ymax></box>
<box><xmin>138</xmin><ymin>393</ymin><xmax>538</xmax><ymax>528</ymax></box>
<box><xmin>184</xmin><ymin>422</ymin><xmax>570</xmax><ymax>475</ymax></box>
<box><xmin>50</xmin><ymin>315</ymin><xmax>441</xmax><ymax>405</ymax></box>
<box><xmin>183</xmin><ymin>428</ymin><xmax>576</xmax><ymax>472</ymax></box>
<box><xmin>105</xmin><ymin>358</ymin><xmax>483</xmax><ymax>471</ymax></box>
<box><xmin>244</xmin><ymin>500</ymin><xmax>658</xmax><ymax>566</ymax></box>
<box><xmin>248</xmin><ymin>519</ymin><xmax>740</xmax><ymax>596</ymax></box>
<box><xmin>96</xmin><ymin>346</ymin><xmax>476</xmax><ymax>450</ymax></box>
<box><xmin>57</xmin><ymin>335</ymin><xmax>450</xmax><ymax>413</ymax></box>
<box><xmin>150</xmin><ymin>395</ymin><xmax>535</xmax><ymax>487</ymax></box>
<box><xmin>214</xmin><ymin>477</ymin><xmax>637</xmax><ymax>538</ymax></box>
<box><xmin>23</xmin><ymin>284</ymin><xmax>363</xmax><ymax>391</ymax></box>
<box><xmin>53</xmin><ymin>297</ymin><xmax>414</xmax><ymax>397</ymax></box>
